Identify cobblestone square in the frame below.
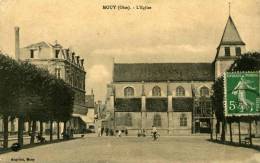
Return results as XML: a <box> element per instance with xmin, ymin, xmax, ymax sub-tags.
<box><xmin>0</xmin><ymin>135</ymin><xmax>259</xmax><ymax>163</ymax></box>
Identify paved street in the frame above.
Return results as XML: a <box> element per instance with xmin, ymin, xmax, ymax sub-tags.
<box><xmin>0</xmin><ymin>135</ymin><xmax>259</xmax><ymax>163</ymax></box>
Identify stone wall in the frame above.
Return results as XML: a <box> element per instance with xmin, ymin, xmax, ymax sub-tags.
<box><xmin>114</xmin><ymin>111</ymin><xmax>192</xmax><ymax>135</ymax></box>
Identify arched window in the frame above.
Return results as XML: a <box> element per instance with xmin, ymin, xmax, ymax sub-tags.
<box><xmin>180</xmin><ymin>114</ymin><xmax>187</xmax><ymax>127</ymax></box>
<box><xmin>153</xmin><ymin>114</ymin><xmax>161</xmax><ymax>127</ymax></box>
<box><xmin>176</xmin><ymin>86</ymin><xmax>185</xmax><ymax>96</ymax></box>
<box><xmin>200</xmin><ymin>86</ymin><xmax>209</xmax><ymax>97</ymax></box>
<box><xmin>124</xmin><ymin>87</ymin><xmax>134</xmax><ymax>97</ymax></box>
<box><xmin>125</xmin><ymin>113</ymin><xmax>132</xmax><ymax>126</ymax></box>
<box><xmin>152</xmin><ymin>86</ymin><xmax>161</xmax><ymax>96</ymax></box>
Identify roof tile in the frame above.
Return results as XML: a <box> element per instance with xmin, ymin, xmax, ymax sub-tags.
<box><xmin>113</xmin><ymin>63</ymin><xmax>214</xmax><ymax>82</ymax></box>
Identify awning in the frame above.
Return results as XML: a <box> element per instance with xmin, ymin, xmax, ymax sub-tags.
<box><xmin>72</xmin><ymin>113</ymin><xmax>88</xmax><ymax>123</ymax></box>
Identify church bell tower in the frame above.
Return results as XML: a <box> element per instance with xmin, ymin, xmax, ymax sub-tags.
<box><xmin>214</xmin><ymin>15</ymin><xmax>246</xmax><ymax>78</ymax></box>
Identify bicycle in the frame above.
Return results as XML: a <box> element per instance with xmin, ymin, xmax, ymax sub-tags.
<box><xmin>151</xmin><ymin>132</ymin><xmax>160</xmax><ymax>141</ymax></box>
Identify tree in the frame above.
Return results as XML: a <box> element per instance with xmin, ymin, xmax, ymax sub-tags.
<box><xmin>0</xmin><ymin>54</ymin><xmax>20</xmax><ymax>148</ymax></box>
<box><xmin>229</xmin><ymin>52</ymin><xmax>260</xmax><ymax>72</ymax></box>
<box><xmin>211</xmin><ymin>76</ymin><xmax>225</xmax><ymax>140</ymax></box>
<box><xmin>212</xmin><ymin>52</ymin><xmax>260</xmax><ymax>142</ymax></box>
<box><xmin>0</xmin><ymin>53</ymin><xmax>74</xmax><ymax>146</ymax></box>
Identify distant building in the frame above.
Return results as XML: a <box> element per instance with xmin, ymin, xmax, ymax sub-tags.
<box><xmin>18</xmin><ymin>38</ymin><xmax>87</xmax><ymax>133</ymax></box>
<box><xmin>85</xmin><ymin>92</ymin><xmax>95</xmax><ymax>129</ymax></box>
<box><xmin>106</xmin><ymin>15</ymin><xmax>251</xmax><ymax>135</ymax></box>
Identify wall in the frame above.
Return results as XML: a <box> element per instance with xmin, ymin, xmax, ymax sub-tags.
<box><xmin>113</xmin><ymin>81</ymin><xmax>213</xmax><ymax>99</ymax></box>
<box><xmin>215</xmin><ymin>59</ymin><xmax>235</xmax><ymax>78</ymax></box>
<box><xmin>114</xmin><ymin>111</ymin><xmax>192</xmax><ymax>135</ymax></box>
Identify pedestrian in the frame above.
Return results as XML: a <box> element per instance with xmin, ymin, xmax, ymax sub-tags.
<box><xmin>152</xmin><ymin>125</ymin><xmax>158</xmax><ymax>141</ymax></box>
<box><xmin>110</xmin><ymin>129</ymin><xmax>114</xmax><ymax>136</ymax></box>
<box><xmin>98</xmin><ymin>127</ymin><xmax>101</xmax><ymax>137</ymax></box>
<box><xmin>125</xmin><ymin>128</ymin><xmax>128</xmax><ymax>136</ymax></box>
<box><xmin>101</xmin><ymin>127</ymin><xmax>104</xmax><ymax>136</ymax></box>
<box><xmin>105</xmin><ymin>128</ymin><xmax>109</xmax><ymax>136</ymax></box>
<box><xmin>118</xmin><ymin>130</ymin><xmax>122</xmax><ymax>137</ymax></box>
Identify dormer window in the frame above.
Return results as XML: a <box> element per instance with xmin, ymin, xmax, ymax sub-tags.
<box><xmin>224</xmin><ymin>47</ymin><xmax>230</xmax><ymax>56</ymax></box>
<box><xmin>235</xmin><ymin>47</ymin><xmax>241</xmax><ymax>56</ymax></box>
<box><xmin>30</xmin><ymin>49</ymin><xmax>34</xmax><ymax>58</ymax></box>
<box><xmin>55</xmin><ymin>49</ymin><xmax>59</xmax><ymax>58</ymax></box>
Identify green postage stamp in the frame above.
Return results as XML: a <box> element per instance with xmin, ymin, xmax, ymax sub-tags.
<box><xmin>224</xmin><ymin>72</ymin><xmax>260</xmax><ymax>116</ymax></box>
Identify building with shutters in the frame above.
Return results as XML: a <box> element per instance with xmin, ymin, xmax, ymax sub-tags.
<box><xmin>18</xmin><ymin>40</ymin><xmax>87</xmax><ymax>133</ymax></box>
<box><xmin>105</xmin><ymin>15</ymin><xmax>248</xmax><ymax>135</ymax></box>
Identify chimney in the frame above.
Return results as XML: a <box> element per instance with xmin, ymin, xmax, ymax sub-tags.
<box><xmin>66</xmin><ymin>49</ymin><xmax>70</xmax><ymax>60</ymax></box>
<box><xmin>76</xmin><ymin>56</ymin><xmax>80</xmax><ymax>65</ymax></box>
<box><xmin>72</xmin><ymin>52</ymin><xmax>75</xmax><ymax>62</ymax></box>
<box><xmin>14</xmin><ymin>27</ymin><xmax>20</xmax><ymax>61</ymax></box>
<box><xmin>80</xmin><ymin>59</ymin><xmax>84</xmax><ymax>67</ymax></box>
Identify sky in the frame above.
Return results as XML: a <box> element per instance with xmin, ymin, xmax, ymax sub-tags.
<box><xmin>0</xmin><ymin>0</ymin><xmax>260</xmax><ymax>101</ymax></box>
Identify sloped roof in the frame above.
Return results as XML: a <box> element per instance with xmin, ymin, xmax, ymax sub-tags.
<box><xmin>219</xmin><ymin>16</ymin><xmax>245</xmax><ymax>46</ymax></box>
<box><xmin>113</xmin><ymin>63</ymin><xmax>214</xmax><ymax>82</ymax></box>
<box><xmin>73</xmin><ymin>104</ymin><xmax>88</xmax><ymax>115</ymax></box>
<box><xmin>25</xmin><ymin>41</ymin><xmax>52</xmax><ymax>48</ymax></box>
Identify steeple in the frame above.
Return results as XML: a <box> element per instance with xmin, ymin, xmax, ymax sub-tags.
<box><xmin>219</xmin><ymin>16</ymin><xmax>245</xmax><ymax>46</ymax></box>
<box><xmin>214</xmin><ymin>13</ymin><xmax>246</xmax><ymax>78</ymax></box>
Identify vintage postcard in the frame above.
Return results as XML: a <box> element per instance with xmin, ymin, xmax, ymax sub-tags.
<box><xmin>0</xmin><ymin>0</ymin><xmax>260</xmax><ymax>163</ymax></box>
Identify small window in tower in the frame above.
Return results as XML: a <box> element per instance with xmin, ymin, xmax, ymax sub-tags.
<box><xmin>55</xmin><ymin>49</ymin><xmax>60</xmax><ymax>58</ymax></box>
<box><xmin>235</xmin><ymin>47</ymin><xmax>241</xmax><ymax>56</ymax></box>
<box><xmin>30</xmin><ymin>49</ymin><xmax>34</xmax><ymax>58</ymax></box>
<box><xmin>224</xmin><ymin>47</ymin><xmax>230</xmax><ymax>56</ymax></box>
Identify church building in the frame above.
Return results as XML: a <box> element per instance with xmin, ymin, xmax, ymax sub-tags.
<box><xmin>105</xmin><ymin>15</ymin><xmax>247</xmax><ymax>135</ymax></box>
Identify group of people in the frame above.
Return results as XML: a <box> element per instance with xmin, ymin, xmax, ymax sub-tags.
<box><xmin>97</xmin><ymin>126</ymin><xmax>158</xmax><ymax>140</ymax></box>
<box><xmin>138</xmin><ymin>126</ymin><xmax>158</xmax><ymax>140</ymax></box>
<box><xmin>116</xmin><ymin>129</ymin><xmax>128</xmax><ymax>137</ymax></box>
<box><xmin>97</xmin><ymin>127</ymin><xmax>128</xmax><ymax>137</ymax></box>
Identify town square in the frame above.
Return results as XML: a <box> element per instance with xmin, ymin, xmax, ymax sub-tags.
<box><xmin>1</xmin><ymin>135</ymin><xmax>260</xmax><ymax>163</ymax></box>
<box><xmin>0</xmin><ymin>0</ymin><xmax>260</xmax><ymax>162</ymax></box>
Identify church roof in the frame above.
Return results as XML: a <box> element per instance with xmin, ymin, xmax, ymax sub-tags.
<box><xmin>113</xmin><ymin>63</ymin><xmax>214</xmax><ymax>82</ymax></box>
<box><xmin>219</xmin><ymin>16</ymin><xmax>245</xmax><ymax>46</ymax></box>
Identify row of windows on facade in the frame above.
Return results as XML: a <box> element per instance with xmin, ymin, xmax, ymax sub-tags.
<box><xmin>54</xmin><ymin>68</ymin><xmax>85</xmax><ymax>90</ymax></box>
<box><xmin>122</xmin><ymin>113</ymin><xmax>187</xmax><ymax>127</ymax></box>
<box><xmin>224</xmin><ymin>47</ymin><xmax>241</xmax><ymax>56</ymax></box>
<box><xmin>30</xmin><ymin>49</ymin><xmax>63</xmax><ymax>59</ymax></box>
<box><xmin>124</xmin><ymin>86</ymin><xmax>210</xmax><ymax>97</ymax></box>
<box><xmin>30</xmin><ymin>49</ymin><xmax>83</xmax><ymax>66</ymax></box>
<box><xmin>66</xmin><ymin>73</ymin><xmax>85</xmax><ymax>90</ymax></box>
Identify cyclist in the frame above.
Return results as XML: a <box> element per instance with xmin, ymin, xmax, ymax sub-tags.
<box><xmin>152</xmin><ymin>125</ymin><xmax>158</xmax><ymax>140</ymax></box>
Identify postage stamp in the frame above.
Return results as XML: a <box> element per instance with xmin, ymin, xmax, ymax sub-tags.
<box><xmin>225</xmin><ymin>72</ymin><xmax>260</xmax><ymax>116</ymax></box>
